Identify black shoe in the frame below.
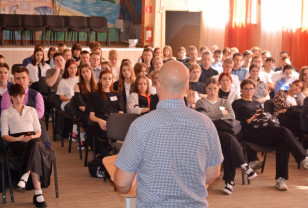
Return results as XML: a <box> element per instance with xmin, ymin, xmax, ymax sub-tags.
<box><xmin>15</xmin><ymin>179</ymin><xmax>27</xmax><ymax>192</ymax></box>
<box><xmin>33</xmin><ymin>194</ymin><xmax>47</xmax><ymax>208</ymax></box>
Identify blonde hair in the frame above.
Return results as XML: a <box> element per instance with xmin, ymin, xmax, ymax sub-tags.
<box><xmin>108</xmin><ymin>49</ymin><xmax>119</xmax><ymax>59</ymax></box>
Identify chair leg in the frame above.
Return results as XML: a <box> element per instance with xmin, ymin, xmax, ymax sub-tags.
<box><xmin>52</xmin><ymin>154</ymin><xmax>59</xmax><ymax>198</ymax></box>
<box><xmin>53</xmin><ymin>110</ymin><xmax>58</xmax><ymax>142</ymax></box>
<box><xmin>68</xmin><ymin>123</ymin><xmax>73</xmax><ymax>153</ymax></box>
<box><xmin>5</xmin><ymin>157</ymin><xmax>14</xmax><ymax>203</ymax></box>
<box><xmin>84</xmin><ymin>138</ymin><xmax>89</xmax><ymax>167</ymax></box>
<box><xmin>261</xmin><ymin>152</ymin><xmax>267</xmax><ymax>173</ymax></box>
<box><xmin>92</xmin><ymin>137</ymin><xmax>96</xmax><ymax>161</ymax></box>
<box><xmin>77</xmin><ymin>124</ymin><xmax>82</xmax><ymax>160</ymax></box>
<box><xmin>2</xmin><ymin>155</ymin><xmax>6</xmax><ymax>204</ymax></box>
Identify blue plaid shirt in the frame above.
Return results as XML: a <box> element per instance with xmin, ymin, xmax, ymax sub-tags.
<box><xmin>115</xmin><ymin>99</ymin><xmax>223</xmax><ymax>208</ymax></box>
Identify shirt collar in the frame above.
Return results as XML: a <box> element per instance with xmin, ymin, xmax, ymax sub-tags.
<box><xmin>157</xmin><ymin>99</ymin><xmax>185</xmax><ymax>109</ymax></box>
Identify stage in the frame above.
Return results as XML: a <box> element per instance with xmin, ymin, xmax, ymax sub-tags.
<box><xmin>0</xmin><ymin>44</ymin><xmax>144</xmax><ymax>71</ymax></box>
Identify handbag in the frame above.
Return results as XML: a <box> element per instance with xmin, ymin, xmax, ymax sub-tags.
<box><xmin>251</xmin><ymin>112</ymin><xmax>280</xmax><ymax>129</ymax></box>
<box><xmin>213</xmin><ymin>119</ymin><xmax>242</xmax><ymax>135</ymax></box>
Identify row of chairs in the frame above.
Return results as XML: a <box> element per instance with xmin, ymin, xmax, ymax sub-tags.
<box><xmin>0</xmin><ymin>14</ymin><xmax>110</xmax><ymax>46</ymax></box>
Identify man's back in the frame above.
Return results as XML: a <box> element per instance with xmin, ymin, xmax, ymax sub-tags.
<box><xmin>115</xmin><ymin>99</ymin><xmax>223</xmax><ymax>207</ymax></box>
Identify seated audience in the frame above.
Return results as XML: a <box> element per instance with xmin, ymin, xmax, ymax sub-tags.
<box><xmin>26</xmin><ymin>47</ymin><xmax>51</xmax><ymax>91</ymax></box>
<box><xmin>71</xmin><ymin>43</ymin><xmax>82</xmax><ymax>62</ymax></box>
<box><xmin>46</xmin><ymin>47</ymin><xmax>56</xmax><ymax>65</ymax></box>
<box><xmin>199</xmin><ymin>51</ymin><xmax>218</xmax><ymax>83</ymax></box>
<box><xmin>231</xmin><ymin>53</ymin><xmax>248</xmax><ymax>81</ymax></box>
<box><xmin>90</xmin><ymin>52</ymin><xmax>102</xmax><ymax>81</ymax></box>
<box><xmin>56</xmin><ymin>59</ymin><xmax>79</xmax><ymax>112</ymax></box>
<box><xmin>22</xmin><ymin>44</ymin><xmax>44</xmax><ymax>67</ymax></box>
<box><xmin>108</xmin><ymin>49</ymin><xmax>120</xmax><ymax>82</ymax></box>
<box><xmin>218</xmin><ymin>72</ymin><xmax>240</xmax><ymax>104</ymax></box>
<box><xmin>298</xmin><ymin>66</ymin><xmax>308</xmax><ymax>105</ymax></box>
<box><xmin>72</xmin><ymin>64</ymin><xmax>97</xmax><ymax>149</ymax></box>
<box><xmin>79</xmin><ymin>50</ymin><xmax>90</xmax><ymax>66</ymax></box>
<box><xmin>1</xmin><ymin>83</ymin><xmax>52</xmax><ymax>207</ymax></box>
<box><xmin>213</xmin><ymin>58</ymin><xmax>240</xmax><ymax>94</ymax></box>
<box><xmin>274</xmin><ymin>65</ymin><xmax>296</xmax><ymax>95</ymax></box>
<box><xmin>241</xmin><ymin>50</ymin><xmax>253</xmax><ymax>70</ymax></box>
<box><xmin>184</xmin><ymin>45</ymin><xmax>199</xmax><ymax>69</ymax></box>
<box><xmin>2</xmin><ymin>66</ymin><xmax>50</xmax><ymax>148</ymax></box>
<box><xmin>248</xmin><ymin>64</ymin><xmax>269</xmax><ymax>103</ymax></box>
<box><xmin>196</xmin><ymin>78</ymin><xmax>256</xmax><ymax>194</ymax></box>
<box><xmin>153</xmin><ymin>47</ymin><xmax>161</xmax><ymax>57</ymax></box>
<box><xmin>189</xmin><ymin>63</ymin><xmax>206</xmax><ymax>95</ymax></box>
<box><xmin>211</xmin><ymin>49</ymin><xmax>223</xmax><ymax>74</ymax></box>
<box><xmin>176</xmin><ymin>46</ymin><xmax>186</xmax><ymax>63</ymax></box>
<box><xmin>140</xmin><ymin>47</ymin><xmax>153</xmax><ymax>74</ymax></box>
<box><xmin>222</xmin><ymin>47</ymin><xmax>231</xmax><ymax>62</ymax></box>
<box><xmin>87</xmin><ymin>69</ymin><xmax>124</xmax><ymax>155</ymax></box>
<box><xmin>0</xmin><ymin>63</ymin><xmax>13</xmax><ymax>113</ymax></box>
<box><xmin>162</xmin><ymin>45</ymin><xmax>175</xmax><ymax>63</ymax></box>
<box><xmin>232</xmin><ymin>79</ymin><xmax>308</xmax><ymax>191</ymax></box>
<box><xmin>127</xmin><ymin>74</ymin><xmax>151</xmax><ymax>114</ymax></box>
<box><xmin>113</xmin><ymin>60</ymin><xmax>136</xmax><ymax>112</ymax></box>
<box><xmin>273</xmin><ymin>80</ymin><xmax>303</xmax><ymax>138</ymax></box>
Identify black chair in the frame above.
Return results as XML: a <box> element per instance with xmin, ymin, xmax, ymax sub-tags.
<box><xmin>22</xmin><ymin>15</ymin><xmax>45</xmax><ymax>45</ymax></box>
<box><xmin>68</xmin><ymin>16</ymin><xmax>90</xmax><ymax>45</ymax></box>
<box><xmin>300</xmin><ymin>109</ymin><xmax>308</xmax><ymax>148</ymax></box>
<box><xmin>0</xmin><ymin>139</ymin><xmax>59</xmax><ymax>204</ymax></box>
<box><xmin>45</xmin><ymin>15</ymin><xmax>69</xmax><ymax>46</ymax></box>
<box><xmin>84</xmin><ymin>113</ymin><xmax>140</xmax><ymax>166</ymax></box>
<box><xmin>1</xmin><ymin>14</ymin><xmax>23</xmax><ymax>45</ymax></box>
<box><xmin>68</xmin><ymin>119</ymin><xmax>83</xmax><ymax>160</ymax></box>
<box><xmin>88</xmin><ymin>16</ymin><xmax>110</xmax><ymax>46</ymax></box>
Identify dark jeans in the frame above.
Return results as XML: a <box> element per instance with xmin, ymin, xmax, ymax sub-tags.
<box><xmin>218</xmin><ymin>131</ymin><xmax>246</xmax><ymax>182</ymax></box>
<box><xmin>243</xmin><ymin>125</ymin><xmax>306</xmax><ymax>180</ymax></box>
<box><xmin>278</xmin><ymin>113</ymin><xmax>301</xmax><ymax>137</ymax></box>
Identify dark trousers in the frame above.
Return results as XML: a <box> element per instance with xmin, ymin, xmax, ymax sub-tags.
<box><xmin>218</xmin><ymin>131</ymin><xmax>246</xmax><ymax>182</ymax></box>
<box><xmin>243</xmin><ymin>126</ymin><xmax>306</xmax><ymax>180</ymax></box>
<box><xmin>278</xmin><ymin>113</ymin><xmax>301</xmax><ymax>137</ymax></box>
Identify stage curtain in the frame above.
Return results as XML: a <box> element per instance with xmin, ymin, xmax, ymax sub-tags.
<box><xmin>224</xmin><ymin>0</ymin><xmax>257</xmax><ymax>52</ymax></box>
<box><xmin>199</xmin><ymin>0</ymin><xmax>229</xmax><ymax>50</ymax></box>
<box><xmin>282</xmin><ymin>0</ymin><xmax>308</xmax><ymax>69</ymax></box>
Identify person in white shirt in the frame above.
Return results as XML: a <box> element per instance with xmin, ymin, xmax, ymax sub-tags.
<box><xmin>26</xmin><ymin>47</ymin><xmax>50</xmax><ymax>91</ymax></box>
<box><xmin>56</xmin><ymin>59</ymin><xmax>79</xmax><ymax>111</ymax></box>
<box><xmin>213</xmin><ymin>58</ymin><xmax>240</xmax><ymax>95</ymax></box>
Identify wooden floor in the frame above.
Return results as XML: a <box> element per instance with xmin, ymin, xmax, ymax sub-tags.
<box><xmin>3</xmin><ymin>127</ymin><xmax>308</xmax><ymax>208</ymax></box>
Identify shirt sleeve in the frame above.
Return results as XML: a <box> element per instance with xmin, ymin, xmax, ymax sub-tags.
<box><xmin>1</xmin><ymin>91</ymin><xmax>12</xmax><ymax>111</ymax></box>
<box><xmin>56</xmin><ymin>79</ymin><xmax>64</xmax><ymax>95</ymax></box>
<box><xmin>35</xmin><ymin>92</ymin><xmax>45</xmax><ymax>119</ymax></box>
<box><xmin>1</xmin><ymin>110</ymin><xmax>9</xmax><ymax>136</ymax></box>
<box><xmin>127</xmin><ymin>93</ymin><xmax>142</xmax><ymax>114</ymax></box>
<box><xmin>207</xmin><ymin>122</ymin><xmax>224</xmax><ymax>167</ymax></box>
<box><xmin>114</xmin><ymin>121</ymin><xmax>142</xmax><ymax>173</ymax></box>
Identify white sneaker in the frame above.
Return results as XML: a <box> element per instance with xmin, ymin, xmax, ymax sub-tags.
<box><xmin>222</xmin><ymin>181</ymin><xmax>234</xmax><ymax>195</ymax></box>
<box><xmin>301</xmin><ymin>157</ymin><xmax>308</xmax><ymax>169</ymax></box>
<box><xmin>249</xmin><ymin>160</ymin><xmax>263</xmax><ymax>170</ymax></box>
<box><xmin>275</xmin><ymin>177</ymin><xmax>288</xmax><ymax>191</ymax></box>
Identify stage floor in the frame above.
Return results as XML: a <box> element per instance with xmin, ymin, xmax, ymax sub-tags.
<box><xmin>0</xmin><ymin>43</ymin><xmax>143</xmax><ymax>71</ymax></box>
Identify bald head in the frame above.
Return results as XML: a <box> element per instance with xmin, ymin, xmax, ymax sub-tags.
<box><xmin>157</xmin><ymin>60</ymin><xmax>189</xmax><ymax>99</ymax></box>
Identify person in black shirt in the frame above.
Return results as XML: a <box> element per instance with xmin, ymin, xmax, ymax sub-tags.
<box><xmin>189</xmin><ymin>63</ymin><xmax>206</xmax><ymax>95</ymax></box>
<box><xmin>86</xmin><ymin>70</ymin><xmax>124</xmax><ymax>155</ymax></box>
<box><xmin>199</xmin><ymin>51</ymin><xmax>218</xmax><ymax>83</ymax></box>
<box><xmin>232</xmin><ymin>79</ymin><xmax>308</xmax><ymax>191</ymax></box>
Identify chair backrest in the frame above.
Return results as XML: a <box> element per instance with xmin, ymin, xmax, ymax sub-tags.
<box><xmin>46</xmin><ymin>15</ymin><xmax>65</xmax><ymax>27</ymax></box>
<box><xmin>300</xmin><ymin>110</ymin><xmax>308</xmax><ymax>133</ymax></box>
<box><xmin>107</xmin><ymin>113</ymin><xmax>140</xmax><ymax>141</ymax></box>
<box><xmin>68</xmin><ymin>16</ymin><xmax>88</xmax><ymax>28</ymax></box>
<box><xmin>2</xmin><ymin>14</ymin><xmax>22</xmax><ymax>27</ymax></box>
<box><xmin>264</xmin><ymin>99</ymin><xmax>274</xmax><ymax>115</ymax></box>
<box><xmin>88</xmin><ymin>16</ymin><xmax>107</xmax><ymax>28</ymax></box>
<box><xmin>38</xmin><ymin>77</ymin><xmax>50</xmax><ymax>96</ymax></box>
<box><xmin>23</xmin><ymin>15</ymin><xmax>43</xmax><ymax>27</ymax></box>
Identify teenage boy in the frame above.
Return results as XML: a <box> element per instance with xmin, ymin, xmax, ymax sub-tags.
<box><xmin>231</xmin><ymin>53</ymin><xmax>248</xmax><ymax>82</ymax></box>
<box><xmin>199</xmin><ymin>51</ymin><xmax>218</xmax><ymax>83</ymax></box>
<box><xmin>211</xmin><ymin>50</ymin><xmax>223</xmax><ymax>74</ymax></box>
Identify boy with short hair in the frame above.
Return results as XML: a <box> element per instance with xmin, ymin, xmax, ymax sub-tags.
<box><xmin>211</xmin><ymin>49</ymin><xmax>223</xmax><ymax>74</ymax></box>
<box><xmin>80</xmin><ymin>50</ymin><xmax>90</xmax><ymax>65</ymax></box>
<box><xmin>263</xmin><ymin>57</ymin><xmax>275</xmax><ymax>91</ymax></box>
<box><xmin>184</xmin><ymin>45</ymin><xmax>199</xmax><ymax>69</ymax></box>
<box><xmin>108</xmin><ymin>49</ymin><xmax>120</xmax><ymax>82</ymax></box>
<box><xmin>176</xmin><ymin>47</ymin><xmax>186</xmax><ymax>63</ymax></box>
<box><xmin>242</xmin><ymin>50</ymin><xmax>253</xmax><ymax>70</ymax></box>
<box><xmin>222</xmin><ymin>47</ymin><xmax>231</xmax><ymax>62</ymax></box>
<box><xmin>0</xmin><ymin>55</ymin><xmax>5</xmax><ymax>64</ymax></box>
<box><xmin>231</xmin><ymin>53</ymin><xmax>248</xmax><ymax>81</ymax></box>
<box><xmin>199</xmin><ymin>51</ymin><xmax>217</xmax><ymax>83</ymax></box>
<box><xmin>90</xmin><ymin>52</ymin><xmax>102</xmax><ymax>81</ymax></box>
<box><xmin>250</xmin><ymin>46</ymin><xmax>261</xmax><ymax>56</ymax></box>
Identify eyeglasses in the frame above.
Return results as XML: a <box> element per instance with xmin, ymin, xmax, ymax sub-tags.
<box><xmin>242</xmin><ymin>88</ymin><xmax>255</xmax><ymax>91</ymax></box>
